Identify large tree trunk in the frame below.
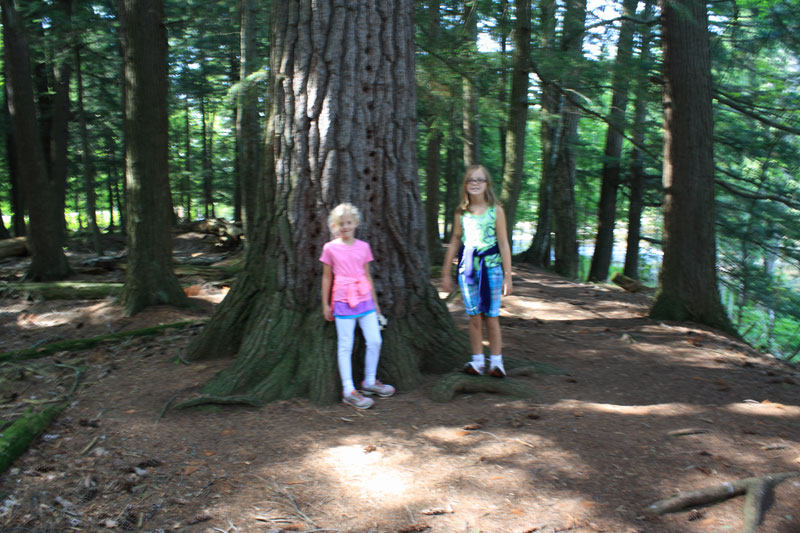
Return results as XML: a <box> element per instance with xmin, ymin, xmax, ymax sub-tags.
<box><xmin>650</xmin><ymin>0</ymin><xmax>731</xmax><ymax>331</ymax></box>
<box><xmin>587</xmin><ymin>0</ymin><xmax>638</xmax><ymax>282</ymax></box>
<box><xmin>75</xmin><ymin>47</ymin><xmax>104</xmax><ymax>255</ymax></box>
<box><xmin>551</xmin><ymin>0</ymin><xmax>586</xmax><ymax>279</ymax></box>
<box><xmin>236</xmin><ymin>0</ymin><xmax>262</xmax><ymax>242</ymax></box>
<box><xmin>499</xmin><ymin>0</ymin><xmax>531</xmax><ymax>243</ymax></box>
<box><xmin>118</xmin><ymin>0</ymin><xmax>188</xmax><ymax>315</ymax></box>
<box><xmin>187</xmin><ymin>0</ymin><xmax>466</xmax><ymax>405</ymax></box>
<box><xmin>2</xmin><ymin>0</ymin><xmax>72</xmax><ymax>281</ymax></box>
<box><xmin>623</xmin><ymin>0</ymin><xmax>655</xmax><ymax>280</ymax></box>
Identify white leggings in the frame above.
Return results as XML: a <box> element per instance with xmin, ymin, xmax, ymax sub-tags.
<box><xmin>335</xmin><ymin>312</ymin><xmax>382</xmax><ymax>394</ymax></box>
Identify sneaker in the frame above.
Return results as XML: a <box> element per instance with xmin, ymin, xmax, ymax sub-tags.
<box><xmin>343</xmin><ymin>391</ymin><xmax>374</xmax><ymax>409</ymax></box>
<box><xmin>464</xmin><ymin>361</ymin><xmax>485</xmax><ymax>375</ymax></box>
<box><xmin>489</xmin><ymin>362</ymin><xmax>506</xmax><ymax>378</ymax></box>
<box><xmin>360</xmin><ymin>380</ymin><xmax>396</xmax><ymax>398</ymax></box>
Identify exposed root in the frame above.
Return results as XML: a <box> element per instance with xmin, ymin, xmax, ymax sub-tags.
<box><xmin>174</xmin><ymin>395</ymin><xmax>265</xmax><ymax>409</ymax></box>
<box><xmin>646</xmin><ymin>471</ymin><xmax>800</xmax><ymax>533</ymax></box>
<box><xmin>429</xmin><ymin>374</ymin><xmax>536</xmax><ymax>403</ymax></box>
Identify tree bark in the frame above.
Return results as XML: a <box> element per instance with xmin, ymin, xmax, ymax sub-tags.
<box><xmin>2</xmin><ymin>0</ymin><xmax>72</xmax><ymax>281</ymax></box>
<box><xmin>236</xmin><ymin>0</ymin><xmax>262</xmax><ymax>242</ymax></box>
<box><xmin>499</xmin><ymin>0</ymin><xmax>531</xmax><ymax>243</ymax></box>
<box><xmin>587</xmin><ymin>0</ymin><xmax>638</xmax><ymax>282</ymax></box>
<box><xmin>187</xmin><ymin>0</ymin><xmax>466</xmax><ymax>405</ymax></box>
<box><xmin>623</xmin><ymin>0</ymin><xmax>655</xmax><ymax>279</ymax></box>
<box><xmin>118</xmin><ymin>0</ymin><xmax>188</xmax><ymax>315</ymax></box>
<box><xmin>551</xmin><ymin>0</ymin><xmax>586</xmax><ymax>279</ymax></box>
<box><xmin>650</xmin><ymin>0</ymin><xmax>732</xmax><ymax>332</ymax></box>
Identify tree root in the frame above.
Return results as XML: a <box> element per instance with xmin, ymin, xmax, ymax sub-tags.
<box><xmin>0</xmin><ymin>404</ymin><xmax>66</xmax><ymax>474</ymax></box>
<box><xmin>0</xmin><ymin>281</ymin><xmax>123</xmax><ymax>300</ymax></box>
<box><xmin>429</xmin><ymin>374</ymin><xmax>536</xmax><ymax>403</ymax></box>
<box><xmin>174</xmin><ymin>394</ymin><xmax>265</xmax><ymax>409</ymax></box>
<box><xmin>0</xmin><ymin>320</ymin><xmax>207</xmax><ymax>363</ymax></box>
<box><xmin>646</xmin><ymin>471</ymin><xmax>800</xmax><ymax>533</ymax></box>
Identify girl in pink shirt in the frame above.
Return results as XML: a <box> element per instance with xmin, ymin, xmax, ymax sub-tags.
<box><xmin>320</xmin><ymin>203</ymin><xmax>395</xmax><ymax>409</ymax></box>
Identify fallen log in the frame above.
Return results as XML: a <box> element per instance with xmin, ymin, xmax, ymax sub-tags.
<box><xmin>0</xmin><ymin>236</ymin><xmax>29</xmax><ymax>259</ymax></box>
<box><xmin>0</xmin><ymin>404</ymin><xmax>66</xmax><ymax>474</ymax></box>
<box><xmin>646</xmin><ymin>471</ymin><xmax>800</xmax><ymax>533</ymax></box>
<box><xmin>0</xmin><ymin>320</ymin><xmax>207</xmax><ymax>363</ymax></box>
<box><xmin>611</xmin><ymin>272</ymin><xmax>645</xmax><ymax>293</ymax></box>
<box><xmin>0</xmin><ymin>281</ymin><xmax>123</xmax><ymax>300</ymax></box>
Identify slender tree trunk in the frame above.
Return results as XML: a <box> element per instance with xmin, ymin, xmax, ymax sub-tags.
<box><xmin>237</xmin><ymin>0</ymin><xmax>261</xmax><ymax>241</ymax></box>
<box><xmin>425</xmin><ymin>123</ymin><xmax>444</xmax><ymax>264</ymax></box>
<box><xmin>118</xmin><ymin>0</ymin><xmax>188</xmax><ymax>315</ymax></box>
<box><xmin>587</xmin><ymin>0</ymin><xmax>638</xmax><ymax>282</ymax></box>
<box><xmin>3</xmin><ymin>85</ymin><xmax>25</xmax><ymax>237</ymax></box>
<box><xmin>499</xmin><ymin>0</ymin><xmax>531</xmax><ymax>242</ymax></box>
<box><xmin>75</xmin><ymin>47</ymin><xmax>104</xmax><ymax>255</ymax></box>
<box><xmin>2</xmin><ymin>0</ymin><xmax>72</xmax><ymax>280</ymax></box>
<box><xmin>462</xmin><ymin>2</ymin><xmax>479</xmax><ymax>167</ymax></box>
<box><xmin>650</xmin><ymin>0</ymin><xmax>731</xmax><ymax>331</ymax></box>
<box><xmin>199</xmin><ymin>91</ymin><xmax>213</xmax><ymax>220</ymax></box>
<box><xmin>497</xmin><ymin>0</ymin><xmax>509</xmax><ymax>174</ymax></box>
<box><xmin>187</xmin><ymin>0</ymin><xmax>465</xmax><ymax>404</ymax></box>
<box><xmin>183</xmin><ymin>101</ymin><xmax>192</xmax><ymax>221</ymax></box>
<box><xmin>551</xmin><ymin>0</ymin><xmax>586</xmax><ymax>279</ymax></box>
<box><xmin>623</xmin><ymin>0</ymin><xmax>655</xmax><ymax>279</ymax></box>
<box><xmin>520</xmin><ymin>0</ymin><xmax>557</xmax><ymax>266</ymax></box>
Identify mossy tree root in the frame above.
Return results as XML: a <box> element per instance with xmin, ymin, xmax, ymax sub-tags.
<box><xmin>646</xmin><ymin>472</ymin><xmax>800</xmax><ymax>533</ymax></box>
<box><xmin>185</xmin><ymin>284</ymin><xmax>467</xmax><ymax>406</ymax></box>
<box><xmin>0</xmin><ymin>405</ymin><xmax>66</xmax><ymax>474</ymax></box>
<box><xmin>429</xmin><ymin>374</ymin><xmax>536</xmax><ymax>403</ymax></box>
<box><xmin>0</xmin><ymin>320</ymin><xmax>207</xmax><ymax>363</ymax></box>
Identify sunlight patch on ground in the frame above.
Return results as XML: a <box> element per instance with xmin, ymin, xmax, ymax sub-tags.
<box><xmin>312</xmin><ymin>444</ymin><xmax>414</xmax><ymax>500</ymax></box>
<box><xmin>724</xmin><ymin>400</ymin><xmax>800</xmax><ymax>417</ymax></box>
<box><xmin>549</xmin><ymin>399</ymin><xmax>705</xmax><ymax>416</ymax></box>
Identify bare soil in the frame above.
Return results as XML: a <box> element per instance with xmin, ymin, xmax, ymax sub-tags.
<box><xmin>0</xmin><ymin>241</ymin><xmax>798</xmax><ymax>533</ymax></box>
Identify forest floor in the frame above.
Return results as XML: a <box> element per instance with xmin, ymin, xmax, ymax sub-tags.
<box><xmin>0</xmin><ymin>234</ymin><xmax>799</xmax><ymax>533</ymax></box>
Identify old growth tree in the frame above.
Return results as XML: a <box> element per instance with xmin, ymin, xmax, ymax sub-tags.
<box><xmin>650</xmin><ymin>0</ymin><xmax>731</xmax><ymax>331</ymax></box>
<box><xmin>186</xmin><ymin>0</ymin><xmax>466</xmax><ymax>404</ymax></box>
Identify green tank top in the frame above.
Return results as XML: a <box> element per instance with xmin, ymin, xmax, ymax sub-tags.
<box><xmin>461</xmin><ymin>206</ymin><xmax>501</xmax><ymax>268</ymax></box>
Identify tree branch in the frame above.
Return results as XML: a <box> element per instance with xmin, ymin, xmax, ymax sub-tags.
<box><xmin>715</xmin><ymin>91</ymin><xmax>800</xmax><ymax>136</ymax></box>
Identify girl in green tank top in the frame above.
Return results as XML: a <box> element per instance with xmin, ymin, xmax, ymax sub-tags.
<box><xmin>441</xmin><ymin>165</ymin><xmax>513</xmax><ymax>378</ymax></box>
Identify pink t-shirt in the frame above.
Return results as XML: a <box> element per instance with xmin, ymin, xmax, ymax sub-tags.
<box><xmin>320</xmin><ymin>239</ymin><xmax>376</xmax><ymax>318</ymax></box>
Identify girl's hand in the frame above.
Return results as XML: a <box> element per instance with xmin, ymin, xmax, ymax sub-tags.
<box><xmin>323</xmin><ymin>306</ymin><xmax>333</xmax><ymax>322</ymax></box>
<box><xmin>502</xmin><ymin>274</ymin><xmax>513</xmax><ymax>297</ymax></box>
<box><xmin>442</xmin><ymin>275</ymin><xmax>454</xmax><ymax>294</ymax></box>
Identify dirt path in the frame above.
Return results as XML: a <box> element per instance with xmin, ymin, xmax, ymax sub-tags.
<box><xmin>1</xmin><ymin>264</ymin><xmax>798</xmax><ymax>532</ymax></box>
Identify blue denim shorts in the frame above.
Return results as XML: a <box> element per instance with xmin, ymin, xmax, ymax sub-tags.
<box><xmin>458</xmin><ymin>264</ymin><xmax>503</xmax><ymax>317</ymax></box>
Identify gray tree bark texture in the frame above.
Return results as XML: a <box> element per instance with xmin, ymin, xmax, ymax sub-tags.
<box><xmin>118</xmin><ymin>0</ymin><xmax>188</xmax><ymax>315</ymax></box>
<box><xmin>186</xmin><ymin>0</ymin><xmax>466</xmax><ymax>405</ymax></box>
<box><xmin>650</xmin><ymin>0</ymin><xmax>732</xmax><ymax>331</ymax></box>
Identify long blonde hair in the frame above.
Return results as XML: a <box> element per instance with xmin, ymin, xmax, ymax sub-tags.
<box><xmin>457</xmin><ymin>164</ymin><xmax>499</xmax><ymax>214</ymax></box>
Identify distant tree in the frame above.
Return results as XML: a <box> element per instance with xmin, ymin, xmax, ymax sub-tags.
<box><xmin>587</xmin><ymin>0</ymin><xmax>638</xmax><ymax>282</ymax></box>
<box><xmin>186</xmin><ymin>0</ymin><xmax>465</xmax><ymax>404</ymax></box>
<box><xmin>623</xmin><ymin>0</ymin><xmax>655</xmax><ymax>280</ymax></box>
<box><xmin>117</xmin><ymin>0</ymin><xmax>188</xmax><ymax>315</ymax></box>
<box><xmin>551</xmin><ymin>0</ymin><xmax>587</xmax><ymax>279</ymax></box>
<box><xmin>499</xmin><ymin>0</ymin><xmax>531</xmax><ymax>241</ymax></box>
<box><xmin>2</xmin><ymin>0</ymin><xmax>72</xmax><ymax>280</ymax></box>
<box><xmin>650</xmin><ymin>0</ymin><xmax>731</xmax><ymax>331</ymax></box>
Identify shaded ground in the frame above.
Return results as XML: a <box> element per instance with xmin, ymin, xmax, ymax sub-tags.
<box><xmin>0</xmin><ymin>241</ymin><xmax>798</xmax><ymax>532</ymax></box>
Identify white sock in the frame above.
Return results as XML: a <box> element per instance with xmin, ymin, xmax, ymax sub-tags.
<box><xmin>343</xmin><ymin>382</ymin><xmax>355</xmax><ymax>396</ymax></box>
<box><xmin>490</xmin><ymin>354</ymin><xmax>503</xmax><ymax>367</ymax></box>
<box><xmin>472</xmin><ymin>354</ymin><xmax>485</xmax><ymax>368</ymax></box>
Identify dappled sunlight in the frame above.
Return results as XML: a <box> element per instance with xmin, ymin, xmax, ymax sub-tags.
<box><xmin>549</xmin><ymin>399</ymin><xmax>706</xmax><ymax>416</ymax></box>
<box><xmin>724</xmin><ymin>400</ymin><xmax>800</xmax><ymax>417</ymax></box>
